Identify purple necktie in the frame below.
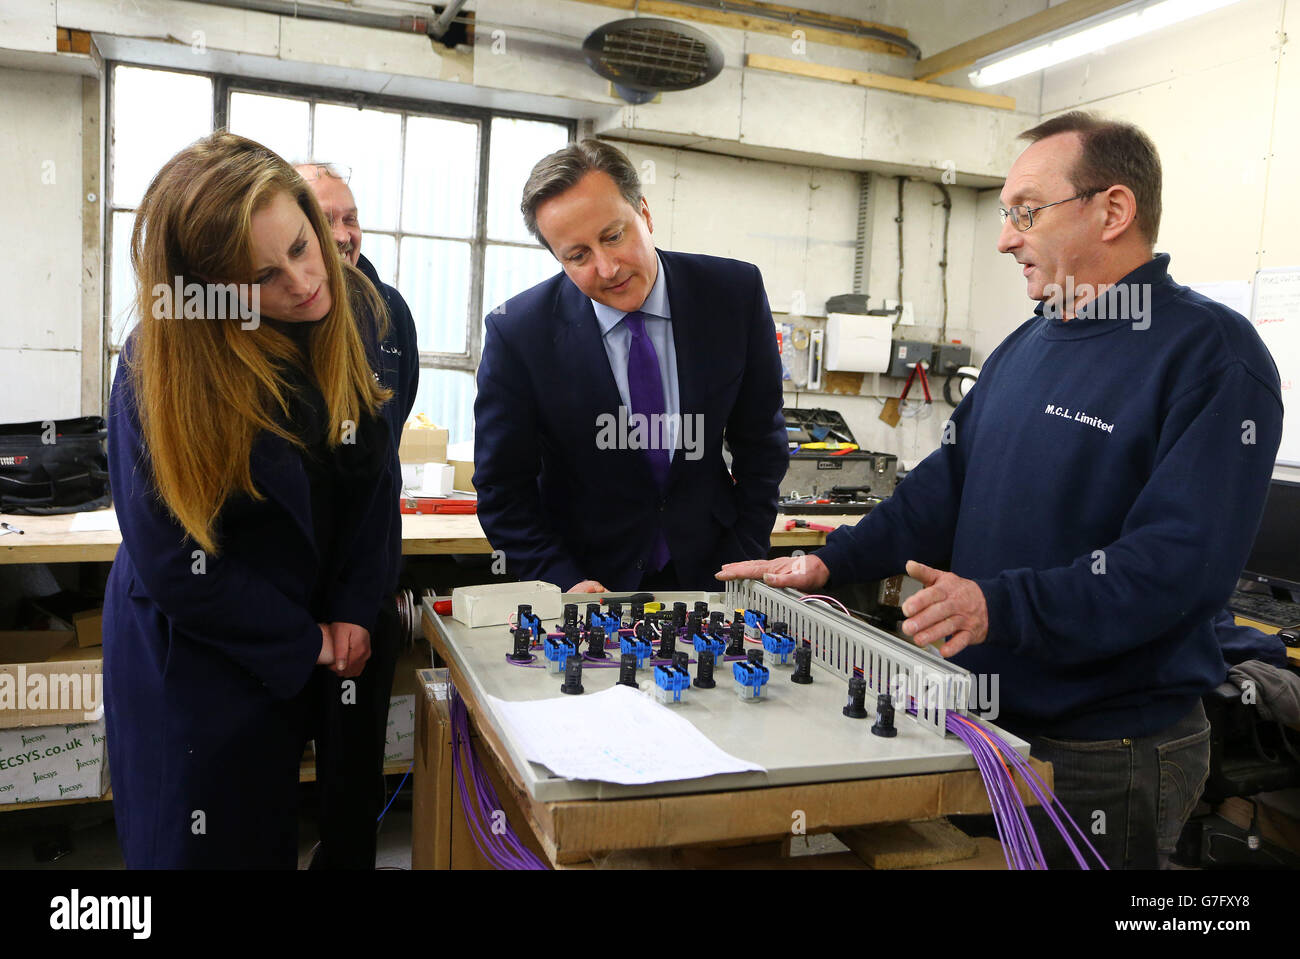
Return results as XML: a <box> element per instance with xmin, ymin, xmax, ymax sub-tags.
<box><xmin>623</xmin><ymin>310</ymin><xmax>671</xmax><ymax>572</ymax></box>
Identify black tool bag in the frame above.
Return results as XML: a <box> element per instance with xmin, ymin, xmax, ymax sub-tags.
<box><xmin>0</xmin><ymin>416</ymin><xmax>111</xmax><ymax>514</ymax></box>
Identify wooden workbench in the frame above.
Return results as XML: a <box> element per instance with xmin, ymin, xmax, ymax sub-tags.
<box><xmin>0</xmin><ymin>509</ymin><xmax>863</xmax><ymax>565</ymax></box>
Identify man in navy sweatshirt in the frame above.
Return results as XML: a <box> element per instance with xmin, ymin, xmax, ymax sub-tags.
<box><xmin>299</xmin><ymin>161</ymin><xmax>420</xmax><ymax>869</ymax></box>
<box><xmin>718</xmin><ymin>112</ymin><xmax>1283</xmax><ymax>869</ymax></box>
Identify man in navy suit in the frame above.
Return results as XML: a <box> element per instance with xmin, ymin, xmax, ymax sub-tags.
<box><xmin>474</xmin><ymin>139</ymin><xmax>787</xmax><ymax>592</ymax></box>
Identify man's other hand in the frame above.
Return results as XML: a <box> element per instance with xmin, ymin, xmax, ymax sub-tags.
<box><xmin>900</xmin><ymin>560</ymin><xmax>988</xmax><ymax>658</ymax></box>
<box><xmin>570</xmin><ymin>580</ymin><xmax>608</xmax><ymax>593</ymax></box>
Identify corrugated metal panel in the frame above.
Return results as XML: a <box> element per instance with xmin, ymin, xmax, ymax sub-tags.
<box><xmin>111</xmin><ymin>67</ymin><xmax>212</xmax><ymax>207</ymax></box>
<box><xmin>109</xmin><ymin>211</ymin><xmax>137</xmax><ymax>347</ymax></box>
<box><xmin>361</xmin><ymin>233</ymin><xmax>397</xmax><ymax>287</ymax></box>
<box><xmin>403</xmin><ymin>115</ymin><xmax>478</xmax><ymax>238</ymax></box>
<box><xmin>399</xmin><ymin>237</ymin><xmax>470</xmax><ymax>353</ymax></box>
<box><xmin>482</xmin><ymin>243</ymin><xmax>560</xmax><ymax>317</ymax></box>
<box><xmin>486</xmin><ymin>117</ymin><xmax>570</xmax><ymax>243</ymax></box>
<box><xmin>229</xmin><ymin>92</ymin><xmax>309</xmax><ymax>163</ymax></box>
<box><xmin>313</xmin><ymin>102</ymin><xmax>402</xmax><ymax>231</ymax></box>
<box><xmin>411</xmin><ymin>367</ymin><xmax>475</xmax><ymax>447</ymax></box>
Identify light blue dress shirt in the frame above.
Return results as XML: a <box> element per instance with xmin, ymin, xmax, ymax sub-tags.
<box><xmin>590</xmin><ymin>251</ymin><xmax>681</xmax><ymax>452</ymax></box>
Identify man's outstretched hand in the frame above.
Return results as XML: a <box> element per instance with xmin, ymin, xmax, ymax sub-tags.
<box><xmin>715</xmin><ymin>554</ymin><xmax>830</xmax><ymax>591</ymax></box>
<box><xmin>900</xmin><ymin>560</ymin><xmax>988</xmax><ymax>658</ymax></box>
<box><xmin>715</xmin><ymin>555</ymin><xmax>988</xmax><ymax>660</ymax></box>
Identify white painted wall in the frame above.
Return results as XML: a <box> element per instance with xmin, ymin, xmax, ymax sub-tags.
<box><xmin>0</xmin><ymin>64</ymin><xmax>84</xmax><ymax>422</ymax></box>
<box><xmin>1039</xmin><ymin>0</ymin><xmax>1294</xmax><ymax>281</ymax></box>
<box><xmin>1029</xmin><ymin>0</ymin><xmax>1298</xmax><ymax>481</ymax></box>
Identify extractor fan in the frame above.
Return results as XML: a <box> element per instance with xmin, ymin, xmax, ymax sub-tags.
<box><xmin>582</xmin><ymin>18</ymin><xmax>724</xmax><ymax>104</ymax></box>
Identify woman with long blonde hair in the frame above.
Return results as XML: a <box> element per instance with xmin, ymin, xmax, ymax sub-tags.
<box><xmin>104</xmin><ymin>132</ymin><xmax>396</xmax><ymax>868</ymax></box>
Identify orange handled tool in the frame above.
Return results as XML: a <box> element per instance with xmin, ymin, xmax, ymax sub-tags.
<box><xmin>784</xmin><ymin>519</ymin><xmax>836</xmax><ymax>533</ymax></box>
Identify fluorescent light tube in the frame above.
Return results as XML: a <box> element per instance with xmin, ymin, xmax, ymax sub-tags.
<box><xmin>968</xmin><ymin>0</ymin><xmax>1246</xmax><ymax>87</ymax></box>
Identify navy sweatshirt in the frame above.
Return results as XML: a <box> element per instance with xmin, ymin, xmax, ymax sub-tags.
<box><xmin>816</xmin><ymin>255</ymin><xmax>1283</xmax><ymax>739</ymax></box>
<box><xmin>355</xmin><ymin>254</ymin><xmax>420</xmax><ymax>595</ymax></box>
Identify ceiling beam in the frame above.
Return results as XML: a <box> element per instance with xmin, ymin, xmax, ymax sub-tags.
<box><xmin>747</xmin><ymin>53</ymin><xmax>1016</xmax><ymax>111</ymax></box>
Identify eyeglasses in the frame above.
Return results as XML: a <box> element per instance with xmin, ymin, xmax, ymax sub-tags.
<box><xmin>998</xmin><ymin>190</ymin><xmax>1098</xmax><ymax>231</ymax></box>
<box><xmin>300</xmin><ymin>162</ymin><xmax>351</xmax><ymax>184</ymax></box>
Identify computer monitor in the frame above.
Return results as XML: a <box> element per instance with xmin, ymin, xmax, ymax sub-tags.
<box><xmin>1240</xmin><ymin>478</ymin><xmax>1300</xmax><ymax>595</ymax></box>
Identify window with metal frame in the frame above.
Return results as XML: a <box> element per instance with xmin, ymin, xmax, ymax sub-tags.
<box><xmin>105</xmin><ymin>63</ymin><xmax>573</xmax><ymax>446</ymax></box>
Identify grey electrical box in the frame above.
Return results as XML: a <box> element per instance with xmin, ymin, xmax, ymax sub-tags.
<box><xmin>887</xmin><ymin>339</ymin><xmax>930</xmax><ymax>378</ymax></box>
<box><xmin>931</xmin><ymin>342</ymin><xmax>973</xmax><ymax>375</ymax></box>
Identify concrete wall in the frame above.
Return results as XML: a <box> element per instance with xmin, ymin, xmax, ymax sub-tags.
<box><xmin>0</xmin><ymin>65</ymin><xmax>84</xmax><ymax>422</ymax></box>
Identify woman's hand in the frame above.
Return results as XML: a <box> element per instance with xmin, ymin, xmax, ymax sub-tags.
<box><xmin>326</xmin><ymin>622</ymin><xmax>372</xmax><ymax>678</ymax></box>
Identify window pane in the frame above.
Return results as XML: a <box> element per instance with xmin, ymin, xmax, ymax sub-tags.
<box><xmin>412</xmin><ymin>367</ymin><xmax>476</xmax><ymax>448</ymax></box>
<box><xmin>312</xmin><ymin>103</ymin><xmax>402</xmax><ymax>231</ymax></box>
<box><xmin>112</xmin><ymin>67</ymin><xmax>213</xmax><ymax>207</ymax></box>
<box><xmin>403</xmin><ymin>116</ymin><xmax>478</xmax><ymax>238</ymax></box>
<box><xmin>486</xmin><ymin>117</ymin><xmax>569</xmax><ymax>243</ymax></box>
<box><xmin>228</xmin><ymin>91</ymin><xmax>309</xmax><ymax>164</ymax></box>
<box><xmin>109</xmin><ymin>211</ymin><xmax>138</xmax><ymax>347</ymax></box>
<box><xmin>361</xmin><ymin>233</ymin><xmax>397</xmax><ymax>288</ymax></box>
<box><xmin>400</xmin><ymin>237</ymin><xmax>470</xmax><ymax>353</ymax></box>
<box><xmin>483</xmin><ymin>244</ymin><xmax>558</xmax><ymax>318</ymax></box>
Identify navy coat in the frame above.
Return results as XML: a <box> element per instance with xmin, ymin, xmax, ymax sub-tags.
<box><xmin>104</xmin><ymin>309</ymin><xmax>396</xmax><ymax>868</ymax></box>
<box><xmin>356</xmin><ymin>253</ymin><xmax>419</xmax><ymax>593</ymax></box>
<box><xmin>473</xmin><ymin>249</ymin><xmax>788</xmax><ymax>591</ymax></box>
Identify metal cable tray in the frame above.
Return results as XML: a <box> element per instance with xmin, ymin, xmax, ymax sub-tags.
<box><xmin>723</xmin><ymin>580</ymin><xmax>972</xmax><ymax>737</ymax></box>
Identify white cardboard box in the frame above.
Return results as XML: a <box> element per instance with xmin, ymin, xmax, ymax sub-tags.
<box><xmin>451</xmin><ymin>581</ymin><xmax>562</xmax><ymax>628</ymax></box>
<box><xmin>400</xmin><ymin>462</ymin><xmax>454</xmax><ymax>497</ymax></box>
<box><xmin>0</xmin><ymin>719</ymin><xmax>109</xmax><ymax>806</ymax></box>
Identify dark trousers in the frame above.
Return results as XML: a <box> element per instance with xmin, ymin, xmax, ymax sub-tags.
<box><xmin>308</xmin><ymin>601</ymin><xmax>400</xmax><ymax>869</ymax></box>
<box><xmin>1023</xmin><ymin>701</ymin><xmax>1211</xmax><ymax>869</ymax></box>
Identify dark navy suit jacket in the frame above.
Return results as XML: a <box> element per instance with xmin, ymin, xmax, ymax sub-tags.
<box><xmin>473</xmin><ymin>249</ymin><xmax>787</xmax><ymax>591</ymax></box>
<box><xmin>103</xmin><ymin>291</ymin><xmax>397</xmax><ymax>868</ymax></box>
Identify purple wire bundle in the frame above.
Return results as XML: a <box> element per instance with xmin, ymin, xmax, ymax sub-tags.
<box><xmin>943</xmin><ymin>710</ymin><xmax>1108</xmax><ymax>870</ymax></box>
<box><xmin>449</xmin><ymin>686</ymin><xmax>548</xmax><ymax>870</ymax></box>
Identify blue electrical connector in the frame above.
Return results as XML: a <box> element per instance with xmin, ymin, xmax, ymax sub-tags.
<box><xmin>742</xmin><ymin>608</ymin><xmax>767</xmax><ymax>640</ymax></box>
<box><xmin>619</xmin><ymin>634</ymin><xmax>653</xmax><ymax>669</ymax></box>
<box><xmin>693</xmin><ymin>631</ymin><xmax>726</xmax><ymax>664</ymax></box>
<box><xmin>733</xmin><ymin>651</ymin><xmax>770</xmax><ymax>701</ymax></box>
<box><xmin>653</xmin><ymin>663</ymin><xmax>691</xmax><ymax>704</ymax></box>
<box><xmin>543</xmin><ymin>636</ymin><xmax>578</xmax><ymax>674</ymax></box>
<box><xmin>517</xmin><ymin>604</ymin><xmax>543</xmax><ymax>641</ymax></box>
<box><xmin>761</xmin><ymin>627</ymin><xmax>796</xmax><ymax>666</ymax></box>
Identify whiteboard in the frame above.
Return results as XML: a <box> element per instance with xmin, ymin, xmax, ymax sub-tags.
<box><xmin>1250</xmin><ymin>267</ymin><xmax>1300</xmax><ymax>467</ymax></box>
